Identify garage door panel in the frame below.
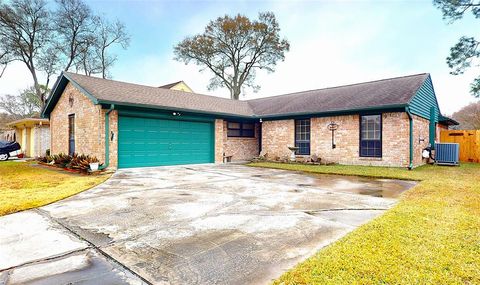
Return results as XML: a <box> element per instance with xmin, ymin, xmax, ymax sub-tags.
<box><xmin>118</xmin><ymin>116</ymin><xmax>214</xmax><ymax>168</ymax></box>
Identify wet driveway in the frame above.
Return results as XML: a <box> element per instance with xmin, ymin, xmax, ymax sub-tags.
<box><xmin>0</xmin><ymin>164</ymin><xmax>416</xmax><ymax>285</ymax></box>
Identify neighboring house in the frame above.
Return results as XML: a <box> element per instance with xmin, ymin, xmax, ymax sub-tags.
<box><xmin>159</xmin><ymin>80</ymin><xmax>194</xmax><ymax>93</ymax></box>
<box><xmin>0</xmin><ymin>128</ymin><xmax>15</xmax><ymax>141</ymax></box>
<box><xmin>7</xmin><ymin>118</ymin><xmax>50</xmax><ymax>158</ymax></box>
<box><xmin>41</xmin><ymin>72</ymin><xmax>457</xmax><ymax>169</ymax></box>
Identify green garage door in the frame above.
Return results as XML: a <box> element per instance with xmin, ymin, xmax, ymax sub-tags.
<box><xmin>118</xmin><ymin>116</ymin><xmax>214</xmax><ymax>168</ymax></box>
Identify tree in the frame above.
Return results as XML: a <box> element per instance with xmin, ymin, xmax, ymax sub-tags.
<box><xmin>0</xmin><ymin>48</ymin><xmax>10</xmax><ymax>78</ymax></box>
<box><xmin>0</xmin><ymin>0</ymin><xmax>130</xmax><ymax>107</ymax></box>
<box><xmin>434</xmin><ymin>0</ymin><xmax>480</xmax><ymax>97</ymax></box>
<box><xmin>174</xmin><ymin>12</ymin><xmax>290</xmax><ymax>100</ymax></box>
<box><xmin>54</xmin><ymin>0</ymin><xmax>94</xmax><ymax>72</ymax></box>
<box><xmin>451</xmin><ymin>101</ymin><xmax>480</xmax><ymax>129</ymax></box>
<box><xmin>93</xmin><ymin>16</ymin><xmax>130</xmax><ymax>79</ymax></box>
<box><xmin>0</xmin><ymin>85</ymin><xmax>47</xmax><ymax>119</ymax></box>
<box><xmin>0</xmin><ymin>0</ymin><xmax>53</xmax><ymax>105</ymax></box>
<box><xmin>75</xmin><ymin>35</ymin><xmax>103</xmax><ymax>76</ymax></box>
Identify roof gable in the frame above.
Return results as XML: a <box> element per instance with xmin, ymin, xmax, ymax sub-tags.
<box><xmin>42</xmin><ymin>73</ymin><xmax>99</xmax><ymax>118</ymax></box>
<box><xmin>408</xmin><ymin>75</ymin><xmax>441</xmax><ymax>121</ymax></box>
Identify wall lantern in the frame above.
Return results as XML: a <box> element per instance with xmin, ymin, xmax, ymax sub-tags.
<box><xmin>327</xmin><ymin>122</ymin><xmax>339</xmax><ymax>149</ymax></box>
<box><xmin>68</xmin><ymin>93</ymin><xmax>74</xmax><ymax>107</ymax></box>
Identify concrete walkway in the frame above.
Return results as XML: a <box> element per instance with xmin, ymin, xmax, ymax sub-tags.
<box><xmin>0</xmin><ymin>164</ymin><xmax>415</xmax><ymax>285</ymax></box>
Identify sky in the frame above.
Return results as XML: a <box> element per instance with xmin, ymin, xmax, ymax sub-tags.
<box><xmin>0</xmin><ymin>0</ymin><xmax>479</xmax><ymax>115</ymax></box>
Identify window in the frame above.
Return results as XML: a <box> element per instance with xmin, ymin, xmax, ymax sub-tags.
<box><xmin>227</xmin><ymin>122</ymin><xmax>255</xmax><ymax>137</ymax></box>
<box><xmin>68</xmin><ymin>114</ymin><xmax>75</xmax><ymax>156</ymax></box>
<box><xmin>360</xmin><ymin>114</ymin><xmax>382</xmax><ymax>157</ymax></box>
<box><xmin>295</xmin><ymin>119</ymin><xmax>310</xmax><ymax>155</ymax></box>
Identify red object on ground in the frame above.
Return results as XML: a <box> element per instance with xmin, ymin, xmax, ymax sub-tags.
<box><xmin>17</xmin><ymin>153</ymin><xmax>24</xmax><ymax>158</ymax></box>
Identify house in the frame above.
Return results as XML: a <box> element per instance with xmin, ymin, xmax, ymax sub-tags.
<box><xmin>41</xmin><ymin>72</ymin><xmax>457</xmax><ymax>169</ymax></box>
<box><xmin>6</xmin><ymin>118</ymin><xmax>50</xmax><ymax>157</ymax></box>
<box><xmin>0</xmin><ymin>127</ymin><xmax>15</xmax><ymax>142</ymax></box>
<box><xmin>159</xmin><ymin>80</ymin><xmax>194</xmax><ymax>93</ymax></box>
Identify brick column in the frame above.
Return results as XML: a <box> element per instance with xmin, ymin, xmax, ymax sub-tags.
<box><xmin>214</xmin><ymin>119</ymin><xmax>224</xmax><ymax>163</ymax></box>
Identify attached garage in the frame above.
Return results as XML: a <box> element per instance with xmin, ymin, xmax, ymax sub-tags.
<box><xmin>118</xmin><ymin>115</ymin><xmax>214</xmax><ymax>168</ymax></box>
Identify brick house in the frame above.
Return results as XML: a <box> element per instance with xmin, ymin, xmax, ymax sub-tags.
<box><xmin>41</xmin><ymin>72</ymin><xmax>457</xmax><ymax>169</ymax></box>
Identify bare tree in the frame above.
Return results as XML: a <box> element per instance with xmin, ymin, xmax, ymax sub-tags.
<box><xmin>0</xmin><ymin>85</ymin><xmax>46</xmax><ymax>119</ymax></box>
<box><xmin>54</xmin><ymin>0</ymin><xmax>93</xmax><ymax>71</ymax></box>
<box><xmin>0</xmin><ymin>49</ymin><xmax>10</xmax><ymax>78</ymax></box>
<box><xmin>452</xmin><ymin>101</ymin><xmax>480</xmax><ymax>129</ymax></box>
<box><xmin>0</xmin><ymin>0</ymin><xmax>52</xmax><ymax>105</ymax></box>
<box><xmin>174</xmin><ymin>12</ymin><xmax>290</xmax><ymax>100</ymax></box>
<box><xmin>93</xmin><ymin>17</ymin><xmax>130</xmax><ymax>79</ymax></box>
<box><xmin>75</xmin><ymin>35</ymin><xmax>103</xmax><ymax>76</ymax></box>
<box><xmin>0</xmin><ymin>0</ymin><xmax>130</xmax><ymax>107</ymax></box>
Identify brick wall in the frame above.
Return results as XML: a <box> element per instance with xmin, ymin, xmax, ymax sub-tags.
<box><xmin>260</xmin><ymin>112</ymin><xmax>432</xmax><ymax>168</ymax></box>
<box><xmin>49</xmin><ymin>83</ymin><xmax>117</xmax><ymax>168</ymax></box>
<box><xmin>261</xmin><ymin>119</ymin><xmax>295</xmax><ymax>160</ymax></box>
<box><xmin>436</xmin><ymin>123</ymin><xmax>448</xmax><ymax>143</ymax></box>
<box><xmin>222</xmin><ymin>121</ymin><xmax>259</xmax><ymax>161</ymax></box>
<box><xmin>412</xmin><ymin>115</ymin><xmax>430</xmax><ymax>167</ymax></box>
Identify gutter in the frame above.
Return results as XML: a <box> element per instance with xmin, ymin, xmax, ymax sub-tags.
<box><xmin>406</xmin><ymin>107</ymin><xmax>414</xmax><ymax>170</ymax></box>
<box><xmin>99</xmin><ymin>104</ymin><xmax>114</xmax><ymax>170</ymax></box>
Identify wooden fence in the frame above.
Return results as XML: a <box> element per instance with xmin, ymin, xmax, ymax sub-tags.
<box><xmin>440</xmin><ymin>130</ymin><xmax>480</xmax><ymax>163</ymax></box>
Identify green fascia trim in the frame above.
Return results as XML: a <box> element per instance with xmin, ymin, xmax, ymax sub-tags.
<box><xmin>438</xmin><ymin>114</ymin><xmax>460</xmax><ymax>126</ymax></box>
<box><xmin>42</xmin><ymin>72</ymin><xmax>99</xmax><ymax>118</ymax></box>
<box><xmin>259</xmin><ymin>104</ymin><xmax>408</xmax><ymax>121</ymax></box>
<box><xmin>100</xmin><ymin>100</ymin><xmax>257</xmax><ymax>121</ymax></box>
<box><xmin>41</xmin><ymin>75</ymin><xmax>65</xmax><ymax>118</ymax></box>
<box><xmin>62</xmin><ymin>73</ymin><xmax>99</xmax><ymax>105</ymax></box>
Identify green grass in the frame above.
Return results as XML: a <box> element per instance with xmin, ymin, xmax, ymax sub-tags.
<box><xmin>0</xmin><ymin>161</ymin><xmax>110</xmax><ymax>216</ymax></box>
<box><xmin>249</xmin><ymin>162</ymin><xmax>480</xmax><ymax>285</ymax></box>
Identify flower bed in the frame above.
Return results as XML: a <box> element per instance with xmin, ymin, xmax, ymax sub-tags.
<box><xmin>37</xmin><ymin>153</ymin><xmax>102</xmax><ymax>173</ymax></box>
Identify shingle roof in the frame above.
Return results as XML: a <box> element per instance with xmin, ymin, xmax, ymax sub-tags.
<box><xmin>247</xmin><ymin>73</ymin><xmax>429</xmax><ymax>117</ymax></box>
<box><xmin>64</xmin><ymin>72</ymin><xmax>254</xmax><ymax>117</ymax></box>
<box><xmin>46</xmin><ymin>72</ymin><xmax>430</xmax><ymax>118</ymax></box>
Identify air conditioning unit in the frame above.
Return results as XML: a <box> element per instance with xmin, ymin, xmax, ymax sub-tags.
<box><xmin>435</xmin><ymin>143</ymin><xmax>460</xmax><ymax>166</ymax></box>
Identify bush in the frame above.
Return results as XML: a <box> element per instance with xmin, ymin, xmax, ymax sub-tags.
<box><xmin>68</xmin><ymin>154</ymin><xmax>100</xmax><ymax>172</ymax></box>
<box><xmin>37</xmin><ymin>155</ymin><xmax>54</xmax><ymax>164</ymax></box>
<box><xmin>37</xmin><ymin>153</ymin><xmax>101</xmax><ymax>172</ymax></box>
<box><xmin>52</xmin><ymin>153</ymin><xmax>72</xmax><ymax>168</ymax></box>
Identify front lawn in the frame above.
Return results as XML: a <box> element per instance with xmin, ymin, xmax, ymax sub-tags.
<box><xmin>0</xmin><ymin>161</ymin><xmax>110</xmax><ymax>216</ymax></box>
<box><xmin>249</xmin><ymin>162</ymin><xmax>480</xmax><ymax>285</ymax></box>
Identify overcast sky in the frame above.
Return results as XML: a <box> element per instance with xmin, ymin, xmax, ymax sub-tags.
<box><xmin>1</xmin><ymin>0</ymin><xmax>479</xmax><ymax>114</ymax></box>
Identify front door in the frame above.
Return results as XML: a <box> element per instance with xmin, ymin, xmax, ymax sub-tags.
<box><xmin>68</xmin><ymin>114</ymin><xmax>75</xmax><ymax>156</ymax></box>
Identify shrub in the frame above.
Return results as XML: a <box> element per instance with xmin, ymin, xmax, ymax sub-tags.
<box><xmin>37</xmin><ymin>155</ymin><xmax>54</xmax><ymax>164</ymax></box>
<box><xmin>68</xmin><ymin>154</ymin><xmax>100</xmax><ymax>172</ymax></box>
<box><xmin>52</xmin><ymin>153</ymin><xmax>72</xmax><ymax>168</ymax></box>
<box><xmin>37</xmin><ymin>153</ymin><xmax>101</xmax><ymax>172</ymax></box>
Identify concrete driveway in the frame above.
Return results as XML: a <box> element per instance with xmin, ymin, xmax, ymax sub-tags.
<box><xmin>0</xmin><ymin>164</ymin><xmax>415</xmax><ymax>285</ymax></box>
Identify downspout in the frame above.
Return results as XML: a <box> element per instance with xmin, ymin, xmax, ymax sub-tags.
<box><xmin>99</xmin><ymin>104</ymin><xmax>114</xmax><ymax>170</ymax></box>
<box><xmin>406</xmin><ymin>107</ymin><xmax>414</xmax><ymax>170</ymax></box>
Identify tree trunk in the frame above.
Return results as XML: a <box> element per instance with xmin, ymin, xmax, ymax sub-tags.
<box><xmin>230</xmin><ymin>86</ymin><xmax>241</xmax><ymax>100</ymax></box>
<box><xmin>101</xmin><ymin>47</ymin><xmax>106</xmax><ymax>79</ymax></box>
<box><xmin>29</xmin><ymin>65</ymin><xmax>45</xmax><ymax>108</ymax></box>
